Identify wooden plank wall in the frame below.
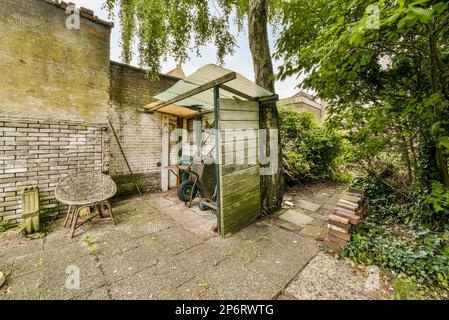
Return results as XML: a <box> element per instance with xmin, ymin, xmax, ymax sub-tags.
<box><xmin>219</xmin><ymin>99</ymin><xmax>261</xmax><ymax>236</ymax></box>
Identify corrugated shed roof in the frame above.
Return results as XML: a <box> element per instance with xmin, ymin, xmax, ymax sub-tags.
<box><xmin>153</xmin><ymin>64</ymin><xmax>273</xmax><ymax>112</ymax></box>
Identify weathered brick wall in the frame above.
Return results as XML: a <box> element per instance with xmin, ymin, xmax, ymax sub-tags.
<box><xmin>0</xmin><ymin>117</ymin><xmax>108</xmax><ymax>223</ymax></box>
<box><xmin>109</xmin><ymin>62</ymin><xmax>180</xmax><ymax>195</ymax></box>
<box><xmin>0</xmin><ymin>0</ymin><xmax>111</xmax><ymax>123</ymax></box>
<box><xmin>0</xmin><ymin>0</ymin><xmax>112</xmax><ymax>224</ymax></box>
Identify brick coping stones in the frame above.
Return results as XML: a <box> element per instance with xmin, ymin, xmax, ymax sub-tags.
<box><xmin>324</xmin><ymin>189</ymin><xmax>366</xmax><ymax>252</ymax></box>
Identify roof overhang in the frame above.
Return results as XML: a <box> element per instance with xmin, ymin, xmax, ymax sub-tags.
<box><xmin>142</xmin><ymin>64</ymin><xmax>278</xmax><ymax>117</ymax></box>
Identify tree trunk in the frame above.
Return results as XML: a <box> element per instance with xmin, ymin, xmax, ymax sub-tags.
<box><xmin>248</xmin><ymin>0</ymin><xmax>284</xmax><ymax>214</ymax></box>
<box><xmin>427</xmin><ymin>24</ymin><xmax>449</xmax><ymax>187</ymax></box>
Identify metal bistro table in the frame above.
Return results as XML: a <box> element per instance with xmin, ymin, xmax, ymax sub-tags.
<box><xmin>55</xmin><ymin>171</ymin><xmax>117</xmax><ymax>238</ymax></box>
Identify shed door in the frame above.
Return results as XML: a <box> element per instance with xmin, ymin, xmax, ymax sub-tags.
<box><xmin>218</xmin><ymin>99</ymin><xmax>260</xmax><ymax>236</ymax></box>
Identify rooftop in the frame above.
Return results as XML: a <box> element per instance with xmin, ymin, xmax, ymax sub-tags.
<box><xmin>40</xmin><ymin>0</ymin><xmax>114</xmax><ymax>28</ymax></box>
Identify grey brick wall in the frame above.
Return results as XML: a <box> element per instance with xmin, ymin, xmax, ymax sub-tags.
<box><xmin>0</xmin><ymin>117</ymin><xmax>108</xmax><ymax>223</ymax></box>
<box><xmin>109</xmin><ymin>62</ymin><xmax>180</xmax><ymax>196</ymax></box>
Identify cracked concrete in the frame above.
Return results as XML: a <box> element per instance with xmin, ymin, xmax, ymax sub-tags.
<box><xmin>0</xmin><ymin>191</ymin><xmax>382</xmax><ymax>300</ymax></box>
<box><xmin>0</xmin><ymin>194</ymin><xmax>319</xmax><ymax>300</ymax></box>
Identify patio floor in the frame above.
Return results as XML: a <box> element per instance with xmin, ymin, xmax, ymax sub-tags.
<box><xmin>0</xmin><ymin>191</ymin><xmax>382</xmax><ymax>300</ymax></box>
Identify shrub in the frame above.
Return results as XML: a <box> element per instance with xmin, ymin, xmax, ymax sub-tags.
<box><xmin>279</xmin><ymin>108</ymin><xmax>344</xmax><ymax>184</ymax></box>
<box><xmin>342</xmin><ymin>176</ymin><xmax>449</xmax><ymax>294</ymax></box>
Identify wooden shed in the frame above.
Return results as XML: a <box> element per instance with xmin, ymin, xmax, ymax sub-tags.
<box><xmin>144</xmin><ymin>64</ymin><xmax>278</xmax><ymax>237</ymax></box>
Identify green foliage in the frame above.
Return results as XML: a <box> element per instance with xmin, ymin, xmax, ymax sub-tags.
<box><xmin>104</xmin><ymin>0</ymin><xmax>281</xmax><ymax>77</ymax></box>
<box><xmin>426</xmin><ymin>181</ymin><xmax>449</xmax><ymax>215</ymax></box>
<box><xmin>342</xmin><ymin>176</ymin><xmax>449</xmax><ymax>293</ymax></box>
<box><xmin>276</xmin><ymin>0</ymin><xmax>449</xmax><ymax>192</ymax></box>
<box><xmin>83</xmin><ymin>234</ymin><xmax>97</xmax><ymax>254</ymax></box>
<box><xmin>279</xmin><ymin>109</ymin><xmax>344</xmax><ymax>184</ymax></box>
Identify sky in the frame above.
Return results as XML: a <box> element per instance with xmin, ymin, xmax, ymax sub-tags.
<box><xmin>69</xmin><ymin>0</ymin><xmax>300</xmax><ymax>99</ymax></box>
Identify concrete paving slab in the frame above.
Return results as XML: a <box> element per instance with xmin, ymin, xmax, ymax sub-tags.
<box><xmin>182</xmin><ymin>219</ymin><xmax>217</xmax><ymax>241</ymax></box>
<box><xmin>278</xmin><ymin>221</ymin><xmax>300</xmax><ymax>231</ymax></box>
<box><xmin>198</xmin><ymin>257</ymin><xmax>282</xmax><ymax>300</ymax></box>
<box><xmin>299</xmin><ymin>225</ymin><xmax>328</xmax><ymax>240</ymax></box>
<box><xmin>172</xmin><ymin>276</ymin><xmax>208</xmax><ymax>299</ymax></box>
<box><xmin>78</xmin><ymin>286</ymin><xmax>111</xmax><ymax>300</ymax></box>
<box><xmin>0</xmin><ymin>271</ymin><xmax>41</xmax><ymax>300</ymax></box>
<box><xmin>263</xmin><ymin>228</ymin><xmax>319</xmax><ymax>259</ymax></box>
<box><xmin>99</xmin><ymin>240</ymin><xmax>167</xmax><ymax>283</ymax></box>
<box><xmin>39</xmin><ymin>254</ymin><xmax>106</xmax><ymax>300</ymax></box>
<box><xmin>94</xmin><ymin>230</ymin><xmax>141</xmax><ymax>258</ymax></box>
<box><xmin>0</xmin><ymin>191</ymin><xmax>376</xmax><ymax>300</ymax></box>
<box><xmin>308</xmin><ymin>218</ymin><xmax>326</xmax><ymax>227</ymax></box>
<box><xmin>205</xmin><ymin>231</ymin><xmax>276</xmax><ymax>265</ymax></box>
<box><xmin>279</xmin><ymin>209</ymin><xmax>314</xmax><ymax>227</ymax></box>
<box><xmin>298</xmin><ymin>200</ymin><xmax>321</xmax><ymax>212</ymax></box>
<box><xmin>108</xmin><ymin>244</ymin><xmax>222</xmax><ymax>300</ymax></box>
<box><xmin>153</xmin><ymin>225</ymin><xmax>203</xmax><ymax>255</ymax></box>
<box><xmin>276</xmin><ymin>292</ymin><xmax>299</xmax><ymax>300</ymax></box>
<box><xmin>5</xmin><ymin>251</ymin><xmax>46</xmax><ymax>279</ymax></box>
<box><xmin>237</xmin><ymin>222</ymin><xmax>275</xmax><ymax>240</ymax></box>
<box><xmin>108</xmin><ymin>267</ymin><xmax>172</xmax><ymax>300</ymax></box>
<box><xmin>245</xmin><ymin>242</ymin><xmax>317</xmax><ymax>287</ymax></box>
<box><xmin>118</xmin><ymin>214</ymin><xmax>175</xmax><ymax>239</ymax></box>
<box><xmin>286</xmin><ymin>252</ymin><xmax>381</xmax><ymax>300</ymax></box>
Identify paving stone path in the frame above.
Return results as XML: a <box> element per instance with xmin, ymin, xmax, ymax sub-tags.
<box><xmin>274</xmin><ymin>181</ymin><xmax>349</xmax><ymax>241</ymax></box>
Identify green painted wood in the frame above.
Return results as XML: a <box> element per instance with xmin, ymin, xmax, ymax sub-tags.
<box><xmin>222</xmin><ymin>162</ymin><xmax>259</xmax><ymax>175</ymax></box>
<box><xmin>221</xmin><ymin>129</ymin><xmax>260</xmax><ymax>142</ymax></box>
<box><xmin>222</xmin><ymin>174</ymin><xmax>260</xmax><ymax>195</ymax></box>
<box><xmin>222</xmin><ymin>138</ymin><xmax>258</xmax><ymax>152</ymax></box>
<box><xmin>220</xmin><ymin>110</ymin><xmax>259</xmax><ymax>121</ymax></box>
<box><xmin>219</xmin><ymin>99</ymin><xmax>261</xmax><ymax>236</ymax></box>
<box><xmin>222</xmin><ymin>165</ymin><xmax>260</xmax><ymax>186</ymax></box>
<box><xmin>219</xmin><ymin>99</ymin><xmax>259</xmax><ymax>112</ymax></box>
<box><xmin>222</xmin><ymin>175</ymin><xmax>260</xmax><ymax>196</ymax></box>
<box><xmin>220</xmin><ymin>120</ymin><xmax>259</xmax><ymax>130</ymax></box>
<box><xmin>222</xmin><ymin>184</ymin><xmax>260</xmax><ymax>207</ymax></box>
<box><xmin>222</xmin><ymin>148</ymin><xmax>258</xmax><ymax>165</ymax></box>
<box><xmin>223</xmin><ymin>209</ymin><xmax>260</xmax><ymax>235</ymax></box>
<box><xmin>222</xmin><ymin>190</ymin><xmax>260</xmax><ymax>216</ymax></box>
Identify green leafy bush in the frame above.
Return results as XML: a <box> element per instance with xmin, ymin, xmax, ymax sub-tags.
<box><xmin>426</xmin><ymin>181</ymin><xmax>449</xmax><ymax>217</ymax></box>
<box><xmin>0</xmin><ymin>219</ymin><xmax>13</xmax><ymax>233</ymax></box>
<box><xmin>279</xmin><ymin>109</ymin><xmax>344</xmax><ymax>184</ymax></box>
<box><xmin>342</xmin><ymin>176</ymin><xmax>449</xmax><ymax>293</ymax></box>
<box><xmin>391</xmin><ymin>277</ymin><xmax>425</xmax><ymax>300</ymax></box>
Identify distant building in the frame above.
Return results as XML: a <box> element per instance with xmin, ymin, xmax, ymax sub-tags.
<box><xmin>165</xmin><ymin>65</ymin><xmax>186</xmax><ymax>79</ymax></box>
<box><xmin>278</xmin><ymin>91</ymin><xmax>328</xmax><ymax>122</ymax></box>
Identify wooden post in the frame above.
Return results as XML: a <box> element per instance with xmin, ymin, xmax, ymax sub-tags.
<box><xmin>21</xmin><ymin>186</ymin><xmax>40</xmax><ymax>235</ymax></box>
<box><xmin>213</xmin><ymin>86</ymin><xmax>222</xmax><ymax>234</ymax></box>
<box><xmin>161</xmin><ymin>114</ymin><xmax>170</xmax><ymax>192</ymax></box>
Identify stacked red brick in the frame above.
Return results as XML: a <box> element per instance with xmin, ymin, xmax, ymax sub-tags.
<box><xmin>324</xmin><ymin>189</ymin><xmax>365</xmax><ymax>251</ymax></box>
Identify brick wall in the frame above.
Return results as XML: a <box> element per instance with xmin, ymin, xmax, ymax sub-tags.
<box><xmin>0</xmin><ymin>117</ymin><xmax>108</xmax><ymax>223</ymax></box>
<box><xmin>109</xmin><ymin>62</ymin><xmax>180</xmax><ymax>196</ymax></box>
